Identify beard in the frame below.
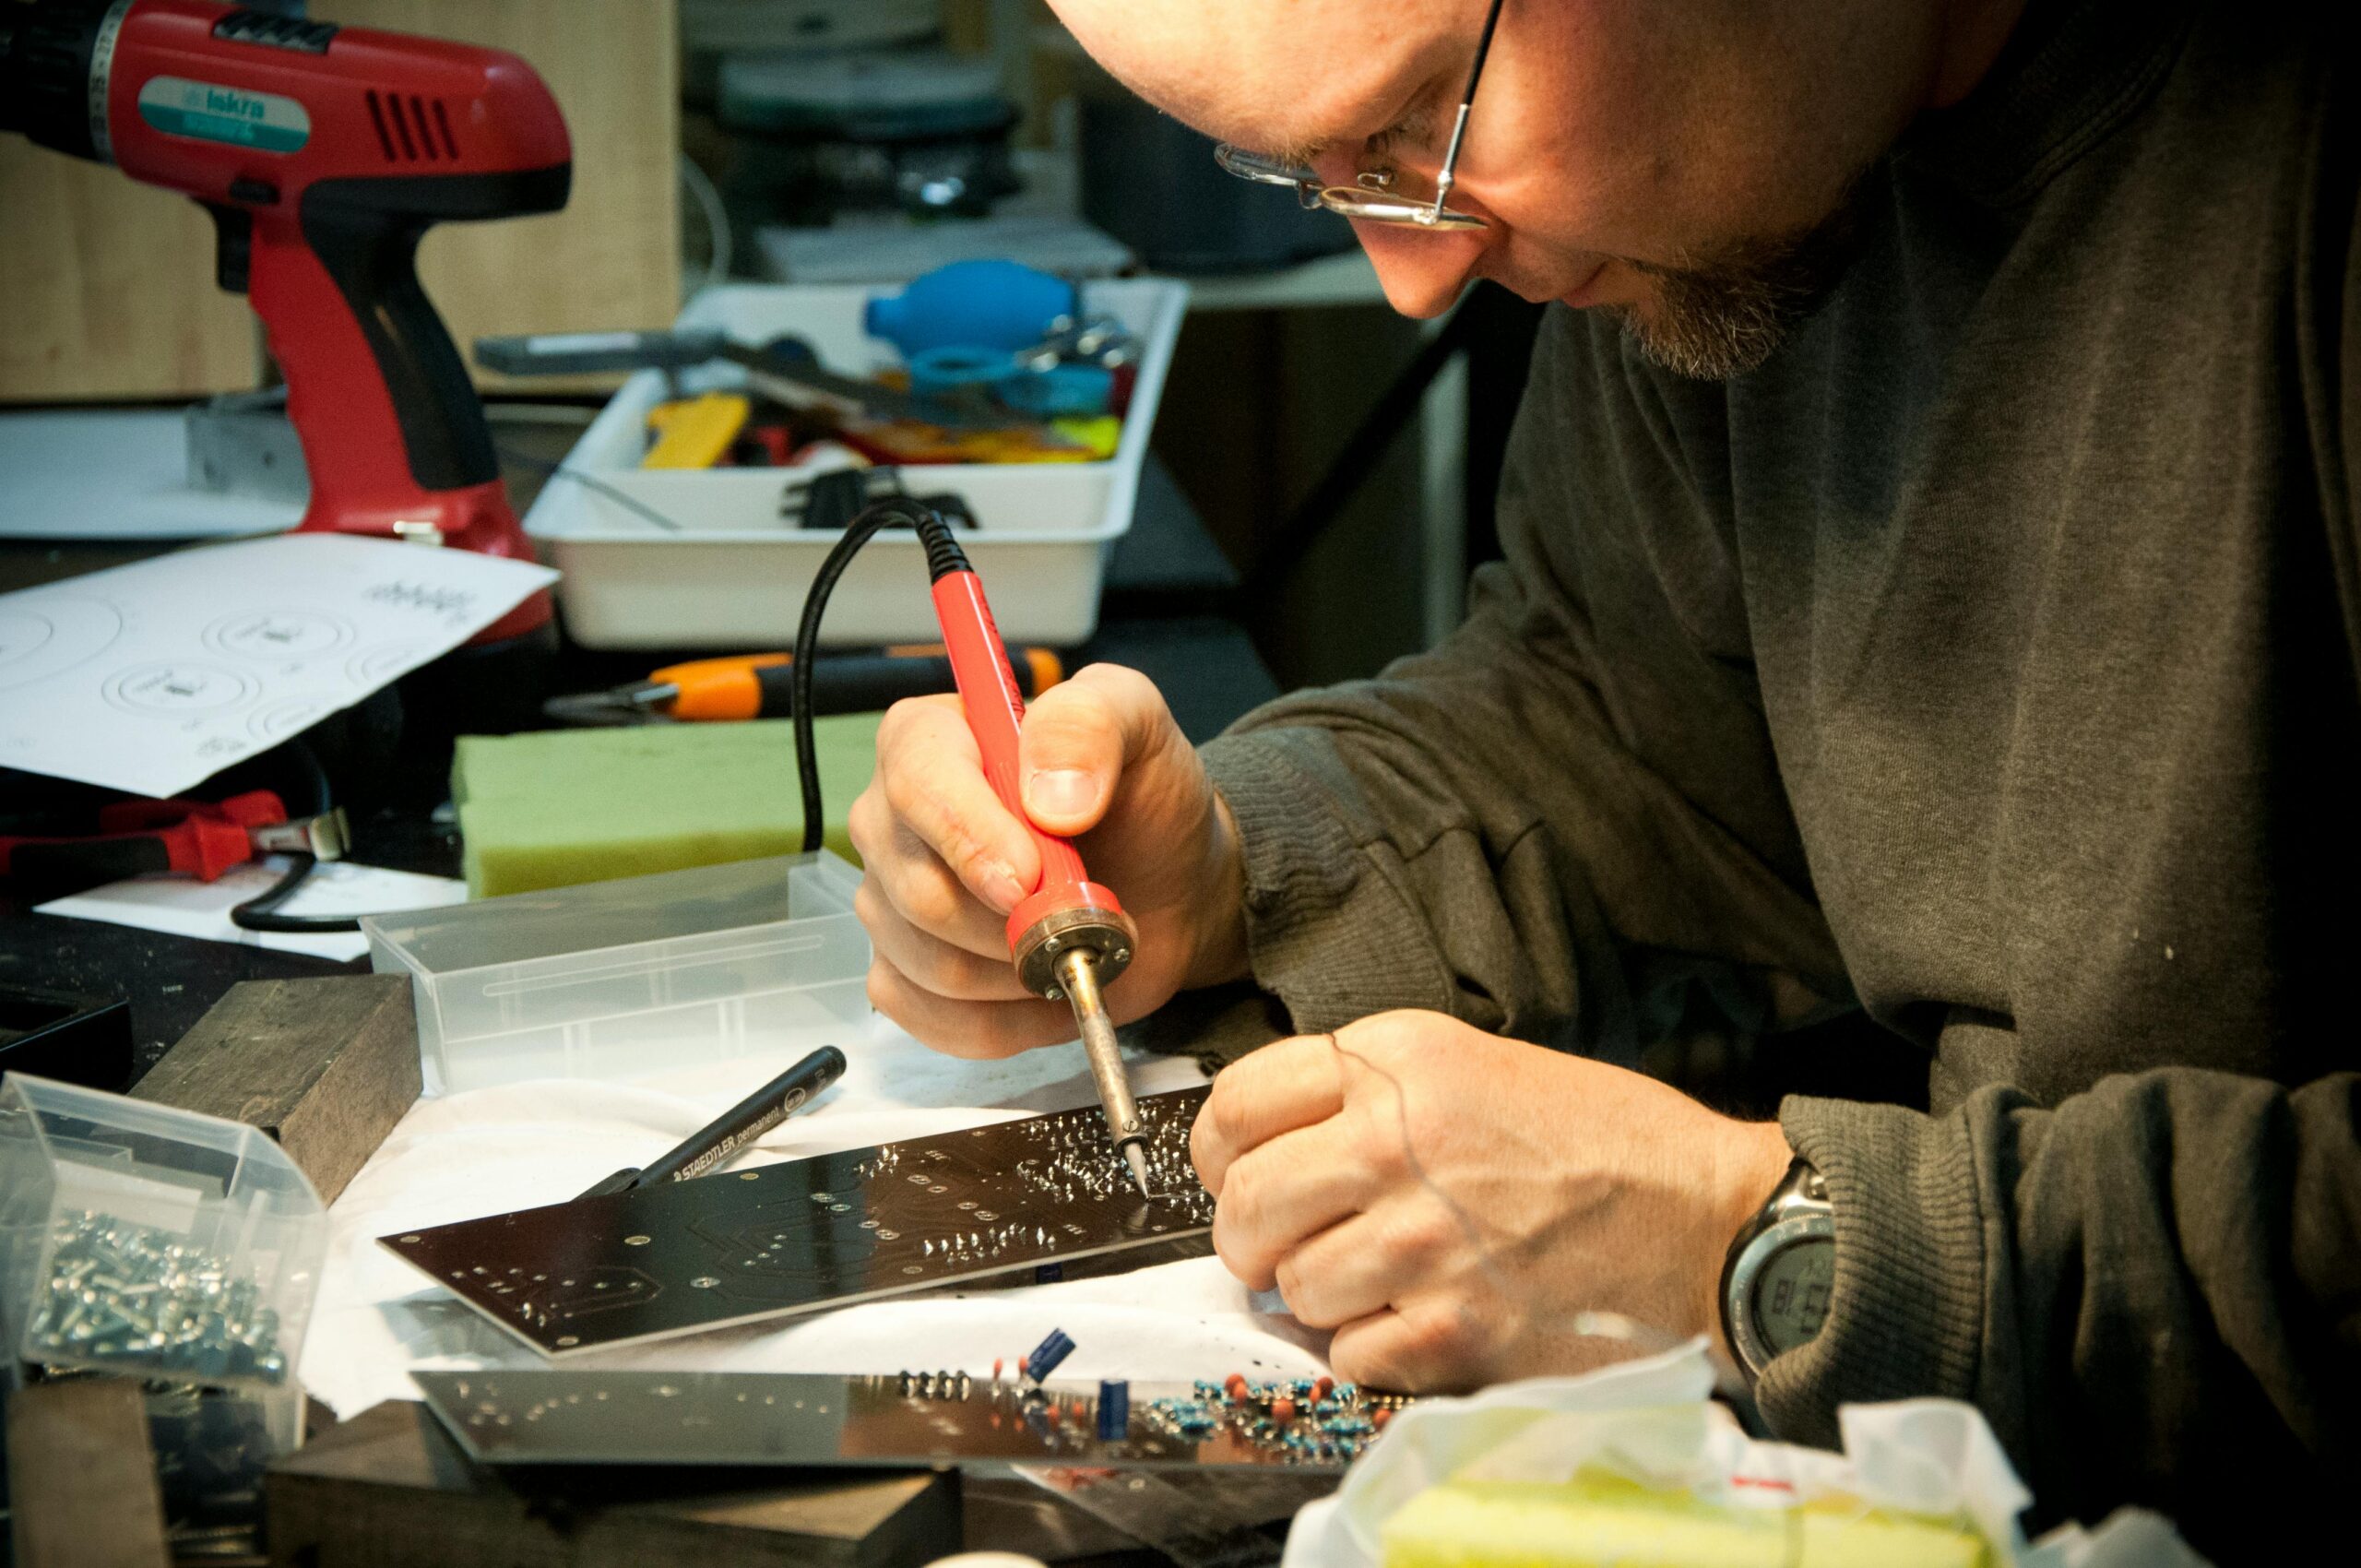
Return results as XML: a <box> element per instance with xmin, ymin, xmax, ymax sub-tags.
<box><xmin>1610</xmin><ymin>181</ymin><xmax>1871</xmax><ymax>381</ymax></box>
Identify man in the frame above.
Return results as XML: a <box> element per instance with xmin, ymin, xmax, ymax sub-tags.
<box><xmin>848</xmin><ymin>0</ymin><xmax>2358</xmax><ymax>1550</ymax></box>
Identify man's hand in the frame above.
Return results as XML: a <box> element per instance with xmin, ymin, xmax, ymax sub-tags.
<box><xmin>1192</xmin><ymin>1011</ymin><xmax>1795</xmax><ymax>1392</ymax></box>
<box><xmin>849</xmin><ymin>663</ymin><xmax>1249</xmax><ymax>1057</ymax></box>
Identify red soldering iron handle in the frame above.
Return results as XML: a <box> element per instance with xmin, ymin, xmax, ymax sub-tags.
<box><xmin>927</xmin><ymin>569</ymin><xmax>1128</xmax><ymax>955</ymax></box>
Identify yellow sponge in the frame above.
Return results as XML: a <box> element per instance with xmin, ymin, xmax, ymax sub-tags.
<box><xmin>1380</xmin><ymin>1475</ymin><xmax>1987</xmax><ymax>1568</ymax></box>
<box><xmin>452</xmin><ymin>715</ymin><xmax>879</xmax><ymax>897</ymax></box>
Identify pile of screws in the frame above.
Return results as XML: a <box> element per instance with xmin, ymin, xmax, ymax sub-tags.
<box><xmin>1145</xmin><ymin>1373</ymin><xmax>1401</xmax><ymax>1464</ymax></box>
<box><xmin>26</xmin><ymin>1212</ymin><xmax>288</xmax><ymax>1382</ymax></box>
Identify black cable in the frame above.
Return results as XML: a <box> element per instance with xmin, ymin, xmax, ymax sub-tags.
<box><xmin>229</xmin><ymin>853</ymin><xmax>359</xmax><ymax>933</ymax></box>
<box><xmin>792</xmin><ymin>495</ymin><xmax>963</xmax><ymax>853</ymax></box>
<box><xmin>227</xmin><ymin>741</ymin><xmax>360</xmax><ymax>933</ymax></box>
<box><xmin>496</xmin><ymin>445</ymin><xmax>685</xmax><ymax>532</ymax></box>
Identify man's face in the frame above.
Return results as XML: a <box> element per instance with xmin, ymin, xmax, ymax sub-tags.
<box><xmin>1052</xmin><ymin>0</ymin><xmax>1980</xmax><ymax>378</ymax></box>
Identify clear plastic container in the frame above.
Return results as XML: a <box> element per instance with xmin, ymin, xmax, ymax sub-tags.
<box><xmin>362</xmin><ymin>851</ymin><xmax>871</xmax><ymax>1093</ymax></box>
<box><xmin>147</xmin><ymin>1376</ymin><xmax>305</xmax><ymax>1535</ymax></box>
<box><xmin>0</xmin><ymin>1074</ymin><xmax>326</xmax><ymax>1391</ymax></box>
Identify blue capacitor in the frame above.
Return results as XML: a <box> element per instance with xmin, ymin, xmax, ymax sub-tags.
<box><xmin>1097</xmin><ymin>1378</ymin><xmax>1131</xmax><ymax>1440</ymax></box>
<box><xmin>1026</xmin><ymin>1326</ymin><xmax>1076</xmax><ymax>1383</ymax></box>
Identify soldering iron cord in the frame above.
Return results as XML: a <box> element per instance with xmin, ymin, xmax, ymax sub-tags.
<box><xmin>790</xmin><ymin>495</ymin><xmax>955</xmax><ymax>851</ymax></box>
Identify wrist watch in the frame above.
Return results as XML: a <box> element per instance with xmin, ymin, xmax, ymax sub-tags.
<box><xmin>1720</xmin><ymin>1155</ymin><xmax>1835</xmax><ymax>1384</ymax></box>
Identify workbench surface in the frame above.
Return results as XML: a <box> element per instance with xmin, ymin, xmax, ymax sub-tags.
<box><xmin>1</xmin><ymin>454</ymin><xmax>1276</xmax><ymax>1077</ymax></box>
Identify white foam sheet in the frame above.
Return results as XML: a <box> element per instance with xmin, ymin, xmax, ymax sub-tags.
<box><xmin>303</xmin><ymin>1023</ymin><xmax>1329</xmax><ymax>1420</ymax></box>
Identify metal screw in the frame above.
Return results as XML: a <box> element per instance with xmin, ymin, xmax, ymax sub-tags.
<box><xmin>27</xmin><ymin>1212</ymin><xmax>290</xmax><ymax>1382</ymax></box>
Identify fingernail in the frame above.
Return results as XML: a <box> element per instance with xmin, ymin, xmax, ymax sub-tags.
<box><xmin>1026</xmin><ymin>768</ymin><xmax>1098</xmax><ymax>821</ymax></box>
<box><xmin>981</xmin><ymin>860</ymin><xmax>1026</xmax><ymax>913</ymax></box>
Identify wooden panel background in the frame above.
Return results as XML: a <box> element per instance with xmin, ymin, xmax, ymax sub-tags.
<box><xmin>0</xmin><ymin>0</ymin><xmax>680</xmax><ymax>404</ymax></box>
<box><xmin>0</xmin><ymin>147</ymin><xmax>263</xmax><ymax>401</ymax></box>
<box><xmin>316</xmin><ymin>0</ymin><xmax>682</xmax><ymax>392</ymax></box>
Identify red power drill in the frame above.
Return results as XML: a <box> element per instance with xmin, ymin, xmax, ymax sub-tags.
<box><xmin>1</xmin><ymin>0</ymin><xmax>569</xmax><ymax>639</ymax></box>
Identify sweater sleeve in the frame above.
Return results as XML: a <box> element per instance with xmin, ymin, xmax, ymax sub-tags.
<box><xmin>1764</xmin><ymin>1073</ymin><xmax>2361</xmax><ymax>1550</ymax></box>
<box><xmin>1762</xmin><ymin>106</ymin><xmax>2361</xmax><ymax>1553</ymax></box>
<box><xmin>1194</xmin><ymin>307</ymin><xmax>1850</xmax><ymax>1060</ymax></box>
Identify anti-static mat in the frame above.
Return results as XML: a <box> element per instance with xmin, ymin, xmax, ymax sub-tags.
<box><xmin>412</xmin><ymin>1369</ymin><xmax>1369</xmax><ymax>1473</ymax></box>
<box><xmin>382</xmin><ymin>1087</ymin><xmax>1216</xmax><ymax>1357</ymax></box>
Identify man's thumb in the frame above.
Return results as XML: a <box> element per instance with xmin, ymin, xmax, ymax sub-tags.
<box><xmin>1017</xmin><ymin>667</ymin><xmax>1144</xmax><ymax>834</ymax></box>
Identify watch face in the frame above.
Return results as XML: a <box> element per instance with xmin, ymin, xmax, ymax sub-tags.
<box><xmin>1750</xmin><ymin>1236</ymin><xmax>1835</xmax><ymax>1357</ymax></box>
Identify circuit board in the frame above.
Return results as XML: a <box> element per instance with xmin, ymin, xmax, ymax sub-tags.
<box><xmin>382</xmin><ymin>1087</ymin><xmax>1216</xmax><ymax>1357</ymax></box>
<box><xmin>411</xmin><ymin>1367</ymin><xmax>1402</xmax><ymax>1473</ymax></box>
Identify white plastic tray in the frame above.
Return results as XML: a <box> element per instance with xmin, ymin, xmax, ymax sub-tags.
<box><xmin>524</xmin><ymin>278</ymin><xmax>1189</xmax><ymax>648</ymax></box>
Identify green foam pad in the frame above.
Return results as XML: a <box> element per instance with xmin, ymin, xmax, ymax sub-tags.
<box><xmin>1380</xmin><ymin>1478</ymin><xmax>1987</xmax><ymax>1568</ymax></box>
<box><xmin>452</xmin><ymin>715</ymin><xmax>879</xmax><ymax>897</ymax></box>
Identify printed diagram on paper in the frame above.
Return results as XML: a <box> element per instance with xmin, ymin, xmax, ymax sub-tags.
<box><xmin>0</xmin><ymin>536</ymin><xmax>555</xmax><ymax>798</ymax></box>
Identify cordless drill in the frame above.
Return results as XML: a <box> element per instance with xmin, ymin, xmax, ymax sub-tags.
<box><xmin>0</xmin><ymin>0</ymin><xmax>570</xmax><ymax>639</ymax></box>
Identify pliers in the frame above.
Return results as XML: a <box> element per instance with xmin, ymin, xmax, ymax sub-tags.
<box><xmin>0</xmin><ymin>790</ymin><xmax>349</xmax><ymax>888</ymax></box>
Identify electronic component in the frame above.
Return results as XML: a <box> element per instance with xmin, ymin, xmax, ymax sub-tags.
<box><xmin>382</xmin><ymin>1087</ymin><xmax>1214</xmax><ymax>1357</ymax></box>
<box><xmin>410</xmin><ymin>1368</ymin><xmax>1378</xmax><ymax>1473</ymax></box>
<box><xmin>1023</xmin><ymin>1327</ymin><xmax>1076</xmax><ymax>1387</ymax></box>
<box><xmin>1148</xmin><ymin>1376</ymin><xmax>1408</xmax><ymax>1467</ymax></box>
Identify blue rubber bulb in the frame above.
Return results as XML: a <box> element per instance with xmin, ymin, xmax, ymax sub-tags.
<box><xmin>865</xmin><ymin>259</ymin><xmax>1079</xmax><ymax>359</ymax></box>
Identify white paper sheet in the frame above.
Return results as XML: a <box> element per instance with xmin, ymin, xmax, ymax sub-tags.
<box><xmin>38</xmin><ymin>857</ymin><xmax>468</xmax><ymax>963</ymax></box>
<box><xmin>0</xmin><ymin>534</ymin><xmax>556</xmax><ymax>797</ymax></box>
<box><xmin>305</xmin><ymin>1028</ymin><xmax>1327</xmax><ymax>1421</ymax></box>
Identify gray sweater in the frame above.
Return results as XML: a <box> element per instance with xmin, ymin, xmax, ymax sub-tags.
<box><xmin>1192</xmin><ymin>0</ymin><xmax>2359</xmax><ymax>1550</ymax></box>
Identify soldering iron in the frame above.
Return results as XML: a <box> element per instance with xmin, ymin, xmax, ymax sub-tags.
<box><xmin>792</xmin><ymin>498</ymin><xmax>1153</xmax><ymax>1198</ymax></box>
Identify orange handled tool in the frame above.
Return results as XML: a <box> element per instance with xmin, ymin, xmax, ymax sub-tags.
<box><xmin>652</xmin><ymin>645</ymin><xmax>1063</xmax><ymax>721</ymax></box>
<box><xmin>922</xmin><ymin>529</ymin><xmax>1151</xmax><ymax>1196</ymax></box>
<box><xmin>544</xmin><ymin>645</ymin><xmax>1063</xmax><ymax>726</ymax></box>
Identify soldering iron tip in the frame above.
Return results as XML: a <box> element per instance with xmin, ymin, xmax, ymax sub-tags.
<box><xmin>1122</xmin><ymin>1141</ymin><xmax>1152</xmax><ymax>1199</ymax></box>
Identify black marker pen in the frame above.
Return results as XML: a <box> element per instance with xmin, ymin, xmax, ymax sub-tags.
<box><xmin>576</xmin><ymin>1046</ymin><xmax>847</xmax><ymax>1200</ymax></box>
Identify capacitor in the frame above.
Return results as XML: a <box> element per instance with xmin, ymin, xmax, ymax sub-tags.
<box><xmin>1023</xmin><ymin>1326</ymin><xmax>1076</xmax><ymax>1386</ymax></box>
<box><xmin>1097</xmin><ymin>1378</ymin><xmax>1130</xmax><ymax>1440</ymax></box>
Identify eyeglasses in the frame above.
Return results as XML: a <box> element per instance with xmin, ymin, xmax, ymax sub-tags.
<box><xmin>1215</xmin><ymin>0</ymin><xmax>1506</xmax><ymax>232</ymax></box>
